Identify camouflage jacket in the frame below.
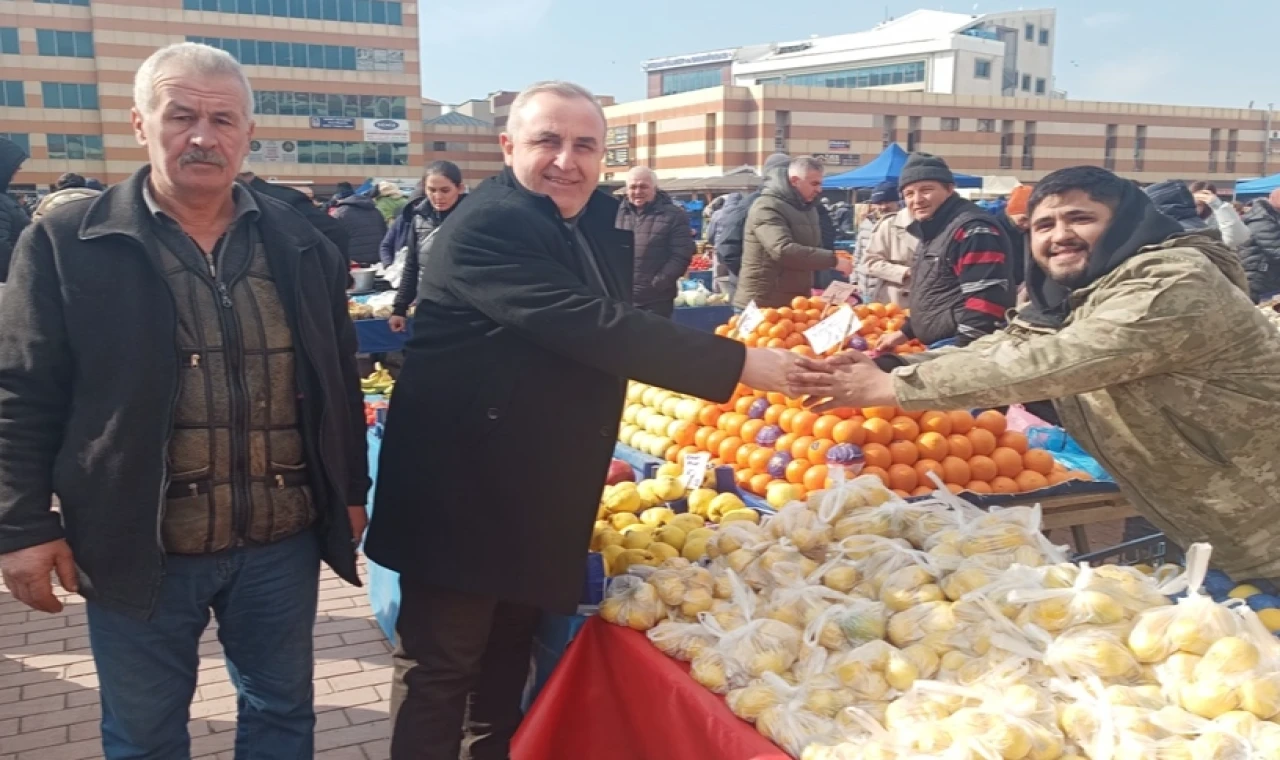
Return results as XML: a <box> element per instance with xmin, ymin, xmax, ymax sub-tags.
<box><xmin>891</xmin><ymin>234</ymin><xmax>1280</xmax><ymax>581</ymax></box>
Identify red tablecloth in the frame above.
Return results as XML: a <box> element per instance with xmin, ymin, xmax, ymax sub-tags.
<box><xmin>513</xmin><ymin>616</ymin><xmax>789</xmax><ymax>760</ymax></box>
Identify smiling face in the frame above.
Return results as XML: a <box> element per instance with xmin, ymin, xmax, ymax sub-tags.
<box><xmin>132</xmin><ymin>69</ymin><xmax>253</xmax><ymax>199</ymax></box>
<box><xmin>1029</xmin><ymin>189</ymin><xmax>1115</xmax><ymax>288</ymax></box>
<box><xmin>625</xmin><ymin>171</ymin><xmax>656</xmax><ymax>208</ymax></box>
<box><xmin>500</xmin><ymin>92</ymin><xmax>605</xmax><ymax>219</ymax></box>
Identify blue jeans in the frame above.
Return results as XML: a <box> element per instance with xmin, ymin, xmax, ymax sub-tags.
<box><xmin>85</xmin><ymin>531</ymin><xmax>321</xmax><ymax>760</ymax></box>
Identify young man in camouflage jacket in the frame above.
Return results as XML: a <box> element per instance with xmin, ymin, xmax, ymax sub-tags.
<box><xmin>793</xmin><ymin>166</ymin><xmax>1280</xmax><ymax>585</ymax></box>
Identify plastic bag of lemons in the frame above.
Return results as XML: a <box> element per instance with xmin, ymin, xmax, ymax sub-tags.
<box><xmin>706</xmin><ymin>521</ymin><xmax>771</xmax><ymax>573</ymax></box>
<box><xmin>646</xmin><ymin>558</ymin><xmax>715</xmax><ymax>620</ymax></box>
<box><xmin>688</xmin><ymin>569</ymin><xmax>803</xmax><ymax>693</ymax></box>
<box><xmin>1006</xmin><ymin>564</ymin><xmax>1170</xmax><ymax>634</ymax></box>
<box><xmin>750</xmin><ymin>671</ymin><xmax>844</xmax><ymax>757</ymax></box>
<box><xmin>804</xmin><ymin>598</ymin><xmax>891</xmax><ymax>652</ymax></box>
<box><xmin>646</xmin><ymin>618</ymin><xmax>718</xmax><ymax>661</ymax></box>
<box><xmin>878</xmin><ymin>557</ymin><xmax>948</xmax><ymax>613</ymax></box>
<box><xmin>763</xmin><ymin>575</ymin><xmax>852</xmax><ymax>630</ymax></box>
<box><xmin>598</xmin><ymin>573</ymin><xmax>666</xmax><ymax>631</ymax></box>
<box><xmin>806</xmin><ymin>474</ymin><xmax>897</xmax><ymax>524</ymax></box>
<box><xmin>765</xmin><ymin>502</ymin><xmax>835</xmax><ymax>558</ymax></box>
<box><xmin>1128</xmin><ymin>544</ymin><xmax>1243</xmax><ymax>665</ymax></box>
<box><xmin>924</xmin><ymin>504</ymin><xmax>1068</xmax><ymax>567</ymax></box>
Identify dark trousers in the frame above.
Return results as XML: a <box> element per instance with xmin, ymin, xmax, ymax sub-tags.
<box><xmin>390</xmin><ymin>578</ymin><xmax>540</xmax><ymax>760</ymax></box>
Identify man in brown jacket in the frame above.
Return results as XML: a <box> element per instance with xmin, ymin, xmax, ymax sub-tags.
<box><xmin>734</xmin><ymin>156</ymin><xmax>851</xmax><ymax>308</ymax></box>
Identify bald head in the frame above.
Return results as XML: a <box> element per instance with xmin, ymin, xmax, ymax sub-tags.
<box><xmin>1270</xmin><ymin>188</ymin><xmax>1280</xmax><ymax>208</ymax></box>
<box><xmin>625</xmin><ymin>165</ymin><xmax>658</xmax><ymax>208</ymax></box>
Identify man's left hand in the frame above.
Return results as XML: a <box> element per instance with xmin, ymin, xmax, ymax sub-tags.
<box><xmin>1193</xmin><ymin>190</ymin><xmax>1221</xmax><ymax>209</ymax></box>
<box><xmin>792</xmin><ymin>351</ymin><xmax>898</xmax><ymax>413</ymax></box>
<box><xmin>348</xmin><ymin>506</ymin><xmax>368</xmax><ymax>550</ymax></box>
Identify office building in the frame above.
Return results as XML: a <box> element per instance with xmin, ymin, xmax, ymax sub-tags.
<box><xmin>1</xmin><ymin>0</ymin><xmax>422</xmax><ymax>192</ymax></box>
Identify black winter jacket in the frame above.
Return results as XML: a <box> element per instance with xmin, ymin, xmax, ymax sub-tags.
<box><xmin>247</xmin><ymin>177</ymin><xmax>349</xmax><ymax>255</ymax></box>
<box><xmin>1239</xmin><ymin>201</ymin><xmax>1280</xmax><ymax>301</ymax></box>
<box><xmin>391</xmin><ymin>195</ymin><xmax>465</xmax><ymax>316</ymax></box>
<box><xmin>0</xmin><ymin>137</ymin><xmax>30</xmax><ymax>282</ymax></box>
<box><xmin>713</xmin><ymin>190</ymin><xmax>757</xmax><ymax>275</ymax></box>
<box><xmin>0</xmin><ymin>167</ymin><xmax>369</xmax><ymax>618</ymax></box>
<box><xmin>332</xmin><ymin>195</ymin><xmax>387</xmax><ymax>266</ymax></box>
<box><xmin>615</xmin><ymin>191</ymin><xmax>695</xmax><ymax>306</ymax></box>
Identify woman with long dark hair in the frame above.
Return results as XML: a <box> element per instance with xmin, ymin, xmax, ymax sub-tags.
<box><xmin>385</xmin><ymin>161</ymin><xmax>467</xmax><ymax>332</ymax></box>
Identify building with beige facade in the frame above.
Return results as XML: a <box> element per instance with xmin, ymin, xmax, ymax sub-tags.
<box><xmin>602</xmin><ymin>84</ymin><xmax>1279</xmax><ymax>189</ymax></box>
<box><xmin>1</xmin><ymin>0</ymin><xmax>422</xmax><ymax>192</ymax></box>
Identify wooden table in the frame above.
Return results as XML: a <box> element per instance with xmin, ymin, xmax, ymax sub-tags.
<box><xmin>1037</xmin><ymin>490</ymin><xmax>1136</xmax><ymax>553</ymax></box>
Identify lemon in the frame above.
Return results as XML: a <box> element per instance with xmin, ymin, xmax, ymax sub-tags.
<box><xmin>1229</xmin><ymin>584</ymin><xmax>1261</xmax><ymax>599</ymax></box>
<box><xmin>1260</xmin><ymin>608</ymin><xmax>1280</xmax><ymax>632</ymax></box>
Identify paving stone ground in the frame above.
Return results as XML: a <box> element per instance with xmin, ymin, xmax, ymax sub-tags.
<box><xmin>0</xmin><ymin>560</ymin><xmax>393</xmax><ymax>760</ymax></box>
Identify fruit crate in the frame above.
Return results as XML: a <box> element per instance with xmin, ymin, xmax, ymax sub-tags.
<box><xmin>1073</xmin><ymin>533</ymin><xmax>1183</xmax><ymax>568</ymax></box>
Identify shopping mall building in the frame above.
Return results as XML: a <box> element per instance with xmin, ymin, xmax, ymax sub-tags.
<box><xmin>1</xmin><ymin>0</ymin><xmax>422</xmax><ymax>192</ymax></box>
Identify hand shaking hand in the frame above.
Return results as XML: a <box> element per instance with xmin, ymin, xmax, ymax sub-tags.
<box><xmin>788</xmin><ymin>350</ymin><xmax>898</xmax><ymax>414</ymax></box>
<box><xmin>740</xmin><ymin>348</ymin><xmax>834</xmax><ymax>399</ymax></box>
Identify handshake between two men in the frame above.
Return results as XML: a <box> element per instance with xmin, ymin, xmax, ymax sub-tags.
<box><xmin>738</xmin><ymin>347</ymin><xmax>895</xmax><ymax>413</ymax></box>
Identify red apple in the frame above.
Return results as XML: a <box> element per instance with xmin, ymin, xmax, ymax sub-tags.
<box><xmin>605</xmin><ymin>458</ymin><xmax>635</xmax><ymax>485</ymax></box>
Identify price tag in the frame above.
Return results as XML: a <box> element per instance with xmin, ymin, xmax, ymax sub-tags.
<box><xmin>680</xmin><ymin>451</ymin><xmax>712</xmax><ymax>491</ymax></box>
<box><xmin>804</xmin><ymin>305</ymin><xmax>862</xmax><ymax>354</ymax></box>
<box><xmin>821</xmin><ymin>280</ymin><xmax>857</xmax><ymax>307</ymax></box>
<box><xmin>736</xmin><ymin>300</ymin><xmax>765</xmax><ymax>338</ymax></box>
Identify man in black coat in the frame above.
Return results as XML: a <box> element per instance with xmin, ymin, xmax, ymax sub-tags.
<box><xmin>616</xmin><ymin>165</ymin><xmax>695</xmax><ymax>316</ymax></box>
<box><xmin>1239</xmin><ymin>188</ymin><xmax>1280</xmax><ymax>302</ymax></box>
<box><xmin>0</xmin><ymin>136</ymin><xmax>31</xmax><ymax>282</ymax></box>
<box><xmin>239</xmin><ymin>169</ymin><xmax>349</xmax><ymax>255</ymax></box>
<box><xmin>364</xmin><ymin>81</ymin><xmax>821</xmax><ymax>760</ymax></box>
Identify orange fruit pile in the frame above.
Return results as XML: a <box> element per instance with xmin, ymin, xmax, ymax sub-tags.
<box><xmin>713</xmin><ymin>298</ymin><xmax>927</xmax><ymax>356</ymax></box>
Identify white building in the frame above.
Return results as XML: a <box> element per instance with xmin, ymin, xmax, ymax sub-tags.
<box><xmin>642</xmin><ymin>9</ymin><xmax>1060</xmax><ymax>100</ymax></box>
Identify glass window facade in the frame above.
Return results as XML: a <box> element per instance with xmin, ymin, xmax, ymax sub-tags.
<box><xmin>189</xmin><ymin>37</ymin><xmax>370</xmax><ymax>70</ymax></box>
<box><xmin>253</xmin><ymin>90</ymin><xmax>405</xmax><ymax>119</ymax></box>
<box><xmin>36</xmin><ymin>0</ymin><xmax>90</xmax><ymax>5</ymax></box>
<box><xmin>41</xmin><ymin>83</ymin><xmax>99</xmax><ymax>109</ymax></box>
<box><xmin>782</xmin><ymin>61</ymin><xmax>925</xmax><ymax>90</ymax></box>
<box><xmin>0</xmin><ymin>133</ymin><xmax>30</xmax><ymax>154</ymax></box>
<box><xmin>974</xmin><ymin>59</ymin><xmax>991</xmax><ymax>79</ymax></box>
<box><xmin>36</xmin><ymin>30</ymin><xmax>95</xmax><ymax>57</ymax></box>
<box><xmin>0</xmin><ymin>81</ymin><xmax>25</xmax><ymax>107</ymax></box>
<box><xmin>182</xmin><ymin>0</ymin><xmax>401</xmax><ymax>25</ymax></box>
<box><xmin>0</xmin><ymin>28</ymin><xmax>18</xmax><ymax>54</ymax></box>
<box><xmin>47</xmin><ymin>133</ymin><xmax>105</xmax><ymax>160</ymax></box>
<box><xmin>660</xmin><ymin>68</ymin><xmax>722</xmax><ymax>96</ymax></box>
<box><xmin>296</xmin><ymin>140</ymin><xmax>408</xmax><ymax>166</ymax></box>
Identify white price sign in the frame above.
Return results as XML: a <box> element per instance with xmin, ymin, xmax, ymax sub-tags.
<box><xmin>804</xmin><ymin>305</ymin><xmax>861</xmax><ymax>354</ymax></box>
<box><xmin>821</xmin><ymin>280</ymin><xmax>857</xmax><ymax>306</ymax></box>
<box><xmin>680</xmin><ymin>452</ymin><xmax>712</xmax><ymax>491</ymax></box>
<box><xmin>736</xmin><ymin>301</ymin><xmax>765</xmax><ymax>338</ymax></box>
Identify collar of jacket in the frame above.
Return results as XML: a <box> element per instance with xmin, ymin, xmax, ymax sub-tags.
<box><xmin>492</xmin><ymin>166</ymin><xmax>618</xmax><ymax>223</ymax></box>
<box><xmin>762</xmin><ymin>175</ymin><xmax>813</xmax><ymax>211</ymax></box>
<box><xmin>78</xmin><ymin>165</ymin><xmax>322</xmax><ymax>251</ymax></box>
<box><xmin>907</xmin><ymin>192</ymin><xmax>968</xmax><ymax>241</ymax></box>
<box><xmin>407</xmin><ymin>193</ymin><xmax>466</xmax><ymax>223</ymax></box>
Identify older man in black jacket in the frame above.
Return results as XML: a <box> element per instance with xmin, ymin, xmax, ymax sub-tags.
<box><xmin>0</xmin><ymin>43</ymin><xmax>367</xmax><ymax>758</ymax></box>
<box><xmin>365</xmin><ymin>80</ymin><xmax>821</xmax><ymax>760</ymax></box>
<box><xmin>616</xmin><ymin>165</ymin><xmax>695</xmax><ymax>316</ymax></box>
<box><xmin>0</xmin><ymin>136</ymin><xmax>30</xmax><ymax>282</ymax></box>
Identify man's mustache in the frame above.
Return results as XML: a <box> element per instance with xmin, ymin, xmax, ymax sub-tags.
<box><xmin>178</xmin><ymin>149</ymin><xmax>227</xmax><ymax>167</ymax></box>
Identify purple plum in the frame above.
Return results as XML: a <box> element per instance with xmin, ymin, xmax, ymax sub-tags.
<box><xmin>847</xmin><ymin>335</ymin><xmax>869</xmax><ymax>351</ymax></box>
<box><xmin>755</xmin><ymin>424</ymin><xmax>784</xmax><ymax>447</ymax></box>
<box><xmin>826</xmin><ymin>443</ymin><xmax>865</xmax><ymax>467</ymax></box>
<box><xmin>747</xmin><ymin>397</ymin><xmax>770</xmax><ymax>420</ymax></box>
<box><xmin>766</xmin><ymin>451</ymin><xmax>793</xmax><ymax>479</ymax></box>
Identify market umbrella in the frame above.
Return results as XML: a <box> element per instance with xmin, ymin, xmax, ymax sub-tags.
<box><xmin>823</xmin><ymin>143</ymin><xmax>982</xmax><ymax>189</ymax></box>
<box><xmin>1236</xmin><ymin>173</ymin><xmax>1280</xmax><ymax>196</ymax></box>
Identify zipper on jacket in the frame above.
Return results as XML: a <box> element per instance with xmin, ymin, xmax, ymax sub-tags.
<box><xmin>213</xmin><ymin>255</ymin><xmax>253</xmax><ymax>545</ymax></box>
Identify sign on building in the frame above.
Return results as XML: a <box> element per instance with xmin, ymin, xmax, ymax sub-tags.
<box><xmin>606</xmin><ymin>148</ymin><xmax>631</xmax><ymax>167</ymax></box>
<box><xmin>249</xmin><ymin>139</ymin><xmax>297</xmax><ymax>163</ymax></box>
<box><xmin>310</xmin><ymin>116</ymin><xmax>357</xmax><ymax>129</ymax></box>
<box><xmin>828</xmin><ymin>139</ymin><xmax>851</xmax><ymax>150</ymax></box>
<box><xmin>363</xmin><ymin>119</ymin><xmax>411</xmax><ymax>143</ymax></box>
<box><xmin>356</xmin><ymin>48</ymin><xmax>406</xmax><ymax>73</ymax></box>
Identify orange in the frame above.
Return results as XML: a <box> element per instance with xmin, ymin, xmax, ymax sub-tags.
<box><xmin>748</xmin><ymin>446</ymin><xmax>775</xmax><ymax>474</ymax></box>
<box><xmin>832</xmin><ymin>420</ymin><xmax>866</xmax><ymax>445</ymax></box>
<box><xmin>991</xmin><ymin>447</ymin><xmax>1024</xmax><ymax>479</ymax></box>
<box><xmin>766</xmin><ymin>391</ymin><xmax>789</xmax><ymax>406</ymax></box>
<box><xmin>776</xmin><ymin>307</ymin><xmax>794</xmax><ymax>321</ymax></box>
<box><xmin>807</xmin><ymin>439</ymin><xmax>835</xmax><ymax>466</ymax></box>
<box><xmin>766</xmin><ymin>338</ymin><xmax>785</xmax><ymax>348</ymax></box>
<box><xmin>804</xmin><ymin>464</ymin><xmax>830</xmax><ymax>492</ymax></box>
<box><xmin>806</xmin><ymin>308</ymin><xmax>823</xmax><ymax>321</ymax></box>
<box><xmin>890</xmin><ymin>416</ymin><xmax>921</xmax><ymax>442</ymax></box>
<box><xmin>790</xmin><ymin>435</ymin><xmax>816</xmax><ymax>461</ymax></box>
<box><xmin>997</xmin><ymin>431</ymin><xmax>1029</xmax><ymax>455</ymax></box>
<box><xmin>945</xmin><ymin>483</ymin><xmax>965</xmax><ymax>495</ymax></box>
<box><xmin>735</xmin><ymin>468</ymin><xmax>754</xmax><ymax>489</ymax></box>
<box><xmin>914</xmin><ymin>459</ymin><xmax>945</xmax><ymax>487</ymax></box>
<box><xmin>1065</xmin><ymin>469</ymin><xmax>1094</xmax><ymax>482</ymax></box>
<box><xmin>918</xmin><ymin>411</ymin><xmax>953</xmax><ymax>437</ymax></box>
<box><xmin>763</xmin><ymin>404</ymin><xmax>786</xmax><ymax>426</ymax></box>
<box><xmin>893</xmin><ymin>489</ymin><xmax>912</xmax><ymax>500</ymax></box>
<box><xmin>831</xmin><ymin>407</ymin><xmax>856</xmax><ymax>419</ymax></box>
<box><xmin>668</xmin><ymin>421</ymin><xmax>696</xmax><ymax>446</ymax></box>
<box><xmin>1046</xmin><ymin>471</ymin><xmax>1071</xmax><ymax>486</ymax></box>
<box><xmin>968</xmin><ymin>455</ymin><xmax>998</xmax><ymax>483</ymax></box>
<box><xmin>867</xmin><ymin>302</ymin><xmax>887</xmax><ymax>317</ymax></box>
<box><xmin>965</xmin><ymin>480</ymin><xmax>994</xmax><ymax>494</ymax></box>
<box><xmin>762</xmin><ymin>308</ymin><xmax>780</xmax><ymax>324</ymax></box>
<box><xmin>916</xmin><ymin>432</ymin><xmax>950</xmax><ymax>461</ymax></box>
<box><xmin>694</xmin><ymin>427</ymin><xmax>715</xmax><ymax>451</ymax></box>
<box><xmin>862</xmin><ymin>406</ymin><xmax>898</xmax><ymax>420</ymax></box>
<box><xmin>723</xmin><ymin>413</ymin><xmax>747</xmax><ymax>438</ymax></box>
<box><xmin>705</xmin><ymin>430</ymin><xmax>727</xmax><ymax>457</ymax></box>
<box><xmin>1052</xmin><ymin>460</ymin><xmax>1067</xmax><ymax>473</ymax></box>
<box><xmin>791</xmin><ymin>345</ymin><xmax>816</xmax><ymax>358</ymax></box>
<box><xmin>665</xmin><ymin>444</ymin><xmax>681</xmax><ymax>462</ymax></box>
<box><xmin>988</xmin><ymin>475</ymin><xmax>1018</xmax><ymax>493</ymax></box>
<box><xmin>897</xmin><ymin>408</ymin><xmax>924</xmax><ymax>421</ymax></box>
<box><xmin>740</xmin><ymin>419</ymin><xmax>766</xmax><ymax>447</ymax></box>
<box><xmin>749</xmin><ymin>473</ymin><xmax>774</xmax><ymax>496</ymax></box>
<box><xmin>743</xmin><ymin>334</ymin><xmax>759</xmax><ymax>348</ymax></box>
<box><xmin>718</xmin><ymin>436</ymin><xmax>744</xmax><ymax>464</ymax></box>
<box><xmin>678</xmin><ymin>445</ymin><xmax>700</xmax><ymax>463</ymax></box>
<box><xmin>941</xmin><ymin>456</ymin><xmax>971</xmax><ymax>486</ymax></box>
<box><xmin>854</xmin><ymin>304</ymin><xmax>871</xmax><ymax>320</ymax></box>
<box><xmin>862</xmin><ymin>465</ymin><xmax>890</xmax><ymax>487</ymax></box>
<box><xmin>862</xmin><ymin>418</ymin><xmax>895</xmax><ymax>446</ymax></box>
<box><xmin>947</xmin><ymin>410</ymin><xmax>976</xmax><ymax>435</ymax></box>
<box><xmin>775</xmin><ymin>433</ymin><xmax>798</xmax><ymax>455</ymax></box>
<box><xmin>1014</xmin><ymin>470</ymin><xmax>1050</xmax><ymax>492</ymax></box>
<box><xmin>734</xmin><ymin>396</ymin><xmax>755</xmax><ymax>416</ymax></box>
<box><xmin>791</xmin><ymin>296</ymin><xmax>811</xmax><ymax>311</ymax></box>
<box><xmin>862</xmin><ymin>442</ymin><xmax>893</xmax><ymax>470</ymax></box>
<box><xmin>785</xmin><ymin>458</ymin><xmax>812</xmax><ymax>485</ymax></box>
<box><xmin>698</xmin><ymin>405</ymin><xmax>722</xmax><ymax>427</ymax></box>
<box><xmin>715</xmin><ymin>325</ymin><xmax>730</xmax><ymax>337</ymax></box>
<box><xmin>778</xmin><ymin>407</ymin><xmax>800</xmax><ymax>433</ymax></box>
<box><xmin>812</xmin><ymin>414</ymin><xmax>842</xmax><ymax>442</ymax></box>
<box><xmin>974</xmin><ymin>410</ymin><xmax>1008</xmax><ymax>436</ymax></box>
<box><xmin>888</xmin><ymin>440</ymin><xmax>920</xmax><ymax>466</ymax></box>
<box><xmin>755</xmin><ymin>321</ymin><xmax>773</xmax><ymax>337</ymax></box>
<box><xmin>784</xmin><ymin>333</ymin><xmax>806</xmax><ymax>348</ymax></box>
<box><xmin>942</xmin><ymin>433</ymin><xmax>973</xmax><ymax>461</ymax></box>
<box><xmin>888</xmin><ymin>463</ymin><xmax>919</xmax><ymax>492</ymax></box>
<box><xmin>911</xmin><ymin>485</ymin><xmax>935</xmax><ymax>497</ymax></box>
<box><xmin>791</xmin><ymin>411</ymin><xmax>819</xmax><ymax>437</ymax></box>
<box><xmin>1022</xmin><ymin>449</ymin><xmax>1054</xmax><ymax>476</ymax></box>
<box><xmin>767</xmin><ymin>322</ymin><xmax>788</xmax><ymax>340</ymax></box>
<box><xmin>966</xmin><ymin>428</ymin><xmax>998</xmax><ymax>457</ymax></box>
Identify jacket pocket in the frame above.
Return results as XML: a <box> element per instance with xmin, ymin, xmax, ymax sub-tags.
<box><xmin>1159</xmin><ymin>408</ymin><xmax>1230</xmax><ymax>467</ymax></box>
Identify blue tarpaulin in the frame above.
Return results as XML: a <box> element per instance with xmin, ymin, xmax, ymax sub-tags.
<box><xmin>1236</xmin><ymin>173</ymin><xmax>1280</xmax><ymax>196</ymax></box>
<box><xmin>824</xmin><ymin>143</ymin><xmax>983</xmax><ymax>190</ymax></box>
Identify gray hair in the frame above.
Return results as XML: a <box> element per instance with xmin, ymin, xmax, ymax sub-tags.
<box><xmin>506</xmin><ymin>80</ymin><xmax>605</xmax><ymax>138</ymax></box>
<box><xmin>134</xmin><ymin>42</ymin><xmax>254</xmax><ymax>118</ymax></box>
<box><xmin>626</xmin><ymin>166</ymin><xmax>657</xmax><ymax>185</ymax></box>
<box><xmin>788</xmin><ymin>156</ymin><xmax>825</xmax><ymax>178</ymax></box>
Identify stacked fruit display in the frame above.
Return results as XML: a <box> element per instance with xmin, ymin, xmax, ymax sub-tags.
<box><xmin>688</xmin><ymin>253</ymin><xmax>713</xmax><ymax>272</ymax></box>
<box><xmin>713</xmin><ymin>298</ymin><xmax>926</xmax><ymax>357</ymax></box>
<box><xmin>361</xmin><ymin>364</ymin><xmax>395</xmax><ymax>397</ymax></box>
<box><xmin>620</xmin><ymin>381</ymin><xmax>1092</xmax><ymax>501</ymax></box>
<box><xmin>598</xmin><ymin>475</ymin><xmax>1280</xmax><ymax>759</ymax></box>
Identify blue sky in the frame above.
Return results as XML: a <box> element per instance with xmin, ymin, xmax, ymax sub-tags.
<box><xmin>418</xmin><ymin>0</ymin><xmax>1279</xmax><ymax>109</ymax></box>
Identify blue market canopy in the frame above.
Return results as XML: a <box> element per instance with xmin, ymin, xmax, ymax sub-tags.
<box><xmin>823</xmin><ymin>143</ymin><xmax>982</xmax><ymax>189</ymax></box>
<box><xmin>1236</xmin><ymin>173</ymin><xmax>1280</xmax><ymax>196</ymax></box>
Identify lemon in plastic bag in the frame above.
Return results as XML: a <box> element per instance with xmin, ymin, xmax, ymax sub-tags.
<box><xmin>887</xmin><ymin>601</ymin><xmax>957</xmax><ymax>648</ymax></box>
<box><xmin>598</xmin><ymin>575</ymin><xmax>665</xmax><ymax>631</ymax></box>
<box><xmin>821</xmin><ymin>562</ymin><xmax>861</xmax><ymax>594</ymax></box>
<box><xmin>726</xmin><ymin>680</ymin><xmax>782</xmax><ymax>722</ymax></box>
<box><xmin>647</xmin><ymin>619</ymin><xmax>717</xmax><ymax>661</ymax></box>
<box><xmin>1238</xmin><ymin>674</ymin><xmax>1280</xmax><ymax>719</ymax></box>
<box><xmin>1179</xmin><ymin>679</ymin><xmax>1240</xmax><ymax>719</ymax></box>
<box><xmin>691</xmin><ymin>649</ymin><xmax>732</xmax><ymax>693</ymax></box>
<box><xmin>1194</xmin><ymin>636</ymin><xmax>1261</xmax><ymax>682</ymax></box>
<box><xmin>1190</xmin><ymin>730</ymin><xmax>1251</xmax><ymax>760</ymax></box>
<box><xmin>1046</xmin><ymin>626</ymin><xmax>1140</xmax><ymax>681</ymax></box>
